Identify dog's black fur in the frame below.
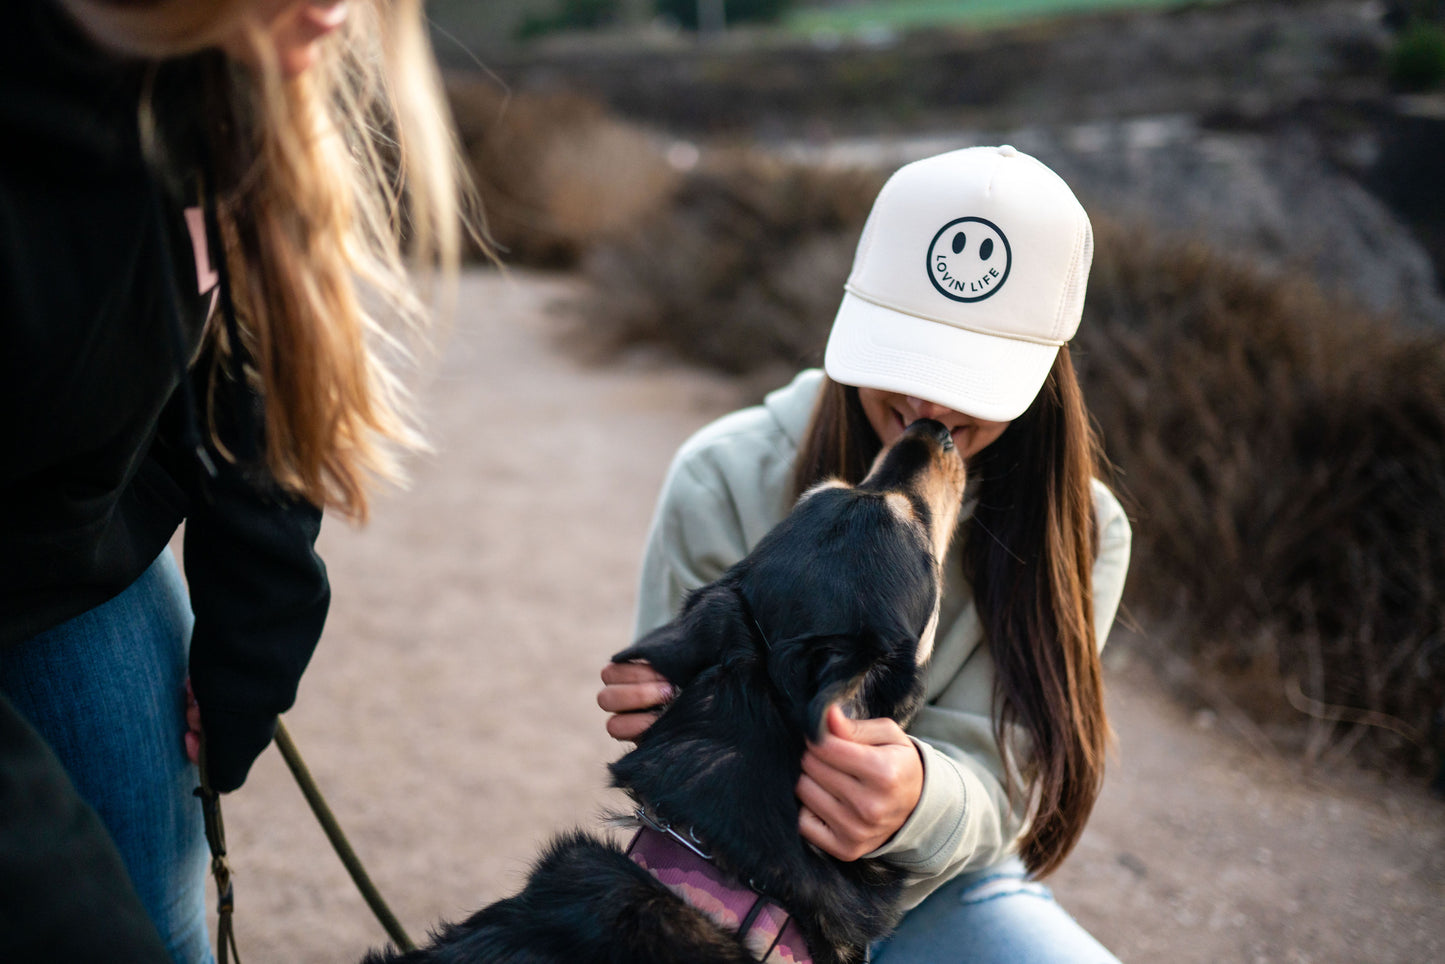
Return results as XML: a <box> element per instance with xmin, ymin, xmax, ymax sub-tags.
<box><xmin>366</xmin><ymin>419</ymin><xmax>966</xmax><ymax>964</ymax></box>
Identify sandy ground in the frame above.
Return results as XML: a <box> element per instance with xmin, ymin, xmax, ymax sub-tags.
<box><xmin>212</xmin><ymin>268</ymin><xmax>1444</xmax><ymax>963</ymax></box>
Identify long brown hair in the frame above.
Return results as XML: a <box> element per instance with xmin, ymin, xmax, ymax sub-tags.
<box><xmin>65</xmin><ymin>0</ymin><xmax>475</xmax><ymax>521</ymax></box>
<box><xmin>792</xmin><ymin>349</ymin><xmax>1109</xmax><ymax>878</ymax></box>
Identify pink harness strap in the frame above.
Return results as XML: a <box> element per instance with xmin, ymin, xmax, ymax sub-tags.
<box><xmin>626</xmin><ymin>823</ymin><xmax>813</xmax><ymax>964</ymax></box>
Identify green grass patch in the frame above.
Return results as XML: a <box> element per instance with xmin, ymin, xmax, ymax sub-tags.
<box><xmin>784</xmin><ymin>0</ymin><xmax>1230</xmax><ymax>34</ymax></box>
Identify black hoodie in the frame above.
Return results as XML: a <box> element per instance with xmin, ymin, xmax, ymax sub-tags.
<box><xmin>1</xmin><ymin>0</ymin><xmax>329</xmax><ymax>793</ymax></box>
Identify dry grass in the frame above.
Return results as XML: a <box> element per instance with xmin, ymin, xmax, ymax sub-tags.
<box><xmin>1079</xmin><ymin>220</ymin><xmax>1445</xmax><ymax>773</ymax></box>
<box><xmin>445</xmin><ymin>76</ymin><xmax>680</xmax><ymax>267</ymax></box>
<box><xmin>573</xmin><ymin>151</ymin><xmax>886</xmax><ymax>373</ymax></box>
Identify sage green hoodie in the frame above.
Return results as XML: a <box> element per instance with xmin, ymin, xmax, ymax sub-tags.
<box><xmin>634</xmin><ymin>368</ymin><xmax>1132</xmax><ymax>908</ymax></box>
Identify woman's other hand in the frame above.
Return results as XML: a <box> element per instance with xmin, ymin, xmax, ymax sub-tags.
<box><xmin>183</xmin><ymin>678</ymin><xmax>203</xmax><ymax>764</ymax></box>
<box><xmin>797</xmin><ymin>704</ymin><xmax>924</xmax><ymax>861</ymax></box>
<box><xmin>597</xmin><ymin>661</ymin><xmax>675</xmax><ymax>742</ymax></box>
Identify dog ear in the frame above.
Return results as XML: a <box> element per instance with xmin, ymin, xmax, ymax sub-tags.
<box><xmin>768</xmin><ymin>632</ymin><xmax>923</xmax><ymax>742</ymax></box>
<box><xmin>611</xmin><ymin>584</ymin><xmax>750</xmax><ymax>688</ymax></box>
<box><xmin>764</xmin><ymin>633</ymin><xmax>863</xmax><ymax>741</ymax></box>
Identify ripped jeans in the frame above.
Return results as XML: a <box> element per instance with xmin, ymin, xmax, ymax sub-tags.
<box><xmin>870</xmin><ymin>857</ymin><xmax>1121</xmax><ymax>963</ymax></box>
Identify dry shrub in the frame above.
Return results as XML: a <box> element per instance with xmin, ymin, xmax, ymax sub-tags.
<box><xmin>578</xmin><ymin>166</ymin><xmax>1445</xmax><ymax>775</ymax></box>
<box><xmin>445</xmin><ymin>76</ymin><xmax>679</xmax><ymax>267</ymax></box>
<box><xmin>575</xmin><ymin>152</ymin><xmax>886</xmax><ymax>373</ymax></box>
<box><xmin>1078</xmin><ymin>218</ymin><xmax>1445</xmax><ymax>773</ymax></box>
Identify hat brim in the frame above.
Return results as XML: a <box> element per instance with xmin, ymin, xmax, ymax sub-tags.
<box><xmin>824</xmin><ymin>292</ymin><xmax>1059</xmax><ymax>423</ymax></box>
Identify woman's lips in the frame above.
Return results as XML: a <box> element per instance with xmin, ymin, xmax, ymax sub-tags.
<box><xmin>299</xmin><ymin>0</ymin><xmax>349</xmax><ymax>36</ymax></box>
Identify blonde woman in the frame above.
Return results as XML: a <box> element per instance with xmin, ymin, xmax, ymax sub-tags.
<box><xmin>601</xmin><ymin>147</ymin><xmax>1131</xmax><ymax>961</ymax></box>
<box><xmin>0</xmin><ymin>0</ymin><xmax>467</xmax><ymax>959</ymax></box>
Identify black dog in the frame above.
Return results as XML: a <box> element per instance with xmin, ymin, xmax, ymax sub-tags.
<box><xmin>366</xmin><ymin>418</ymin><xmax>967</xmax><ymax>964</ymax></box>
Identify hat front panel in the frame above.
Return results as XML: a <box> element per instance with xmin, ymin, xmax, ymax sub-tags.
<box><xmin>847</xmin><ymin>147</ymin><xmax>1089</xmax><ymax>347</ymax></box>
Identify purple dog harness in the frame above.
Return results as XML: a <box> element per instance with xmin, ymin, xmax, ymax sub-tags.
<box><xmin>626</xmin><ymin>809</ymin><xmax>813</xmax><ymax>963</ymax></box>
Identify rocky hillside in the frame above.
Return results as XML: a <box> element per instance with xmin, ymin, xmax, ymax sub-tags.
<box><xmin>447</xmin><ymin>0</ymin><xmax>1445</xmax><ymax>327</ymax></box>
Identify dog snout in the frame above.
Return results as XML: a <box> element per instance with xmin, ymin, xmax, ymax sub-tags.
<box><xmin>904</xmin><ymin>418</ymin><xmax>954</xmax><ymax>451</ymax></box>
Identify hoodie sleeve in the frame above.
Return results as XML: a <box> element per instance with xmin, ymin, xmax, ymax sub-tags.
<box><xmin>634</xmin><ymin>454</ymin><xmax>751</xmax><ymax>639</ymax></box>
<box><xmin>633</xmin><ymin>404</ymin><xmax>803</xmax><ymax>640</ymax></box>
<box><xmin>175</xmin><ymin>372</ymin><xmax>330</xmax><ymax>794</ymax></box>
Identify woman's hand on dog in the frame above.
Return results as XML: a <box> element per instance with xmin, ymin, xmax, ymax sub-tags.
<box><xmin>597</xmin><ymin>661</ymin><xmax>676</xmax><ymax>742</ymax></box>
<box><xmin>796</xmin><ymin>704</ymin><xmax>924</xmax><ymax>861</ymax></box>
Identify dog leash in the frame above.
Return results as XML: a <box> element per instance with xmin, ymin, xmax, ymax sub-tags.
<box><xmin>272</xmin><ymin>718</ymin><xmax>418</xmax><ymax>953</ymax></box>
<box><xmin>194</xmin><ymin>719</ymin><xmax>418</xmax><ymax>958</ymax></box>
<box><xmin>194</xmin><ymin>737</ymin><xmax>242</xmax><ymax>964</ymax></box>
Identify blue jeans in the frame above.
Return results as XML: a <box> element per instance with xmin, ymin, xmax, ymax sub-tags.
<box><xmin>0</xmin><ymin>551</ymin><xmax>213</xmax><ymax>964</ymax></box>
<box><xmin>871</xmin><ymin>857</ymin><xmax>1121</xmax><ymax>963</ymax></box>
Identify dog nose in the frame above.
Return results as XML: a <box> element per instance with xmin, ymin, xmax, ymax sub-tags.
<box><xmin>904</xmin><ymin>418</ymin><xmax>953</xmax><ymax>450</ymax></box>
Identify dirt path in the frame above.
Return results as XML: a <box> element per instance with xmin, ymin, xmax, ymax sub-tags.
<box><xmin>215</xmin><ymin>268</ymin><xmax>1444</xmax><ymax>963</ymax></box>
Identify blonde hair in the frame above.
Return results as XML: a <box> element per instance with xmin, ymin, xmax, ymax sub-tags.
<box><xmin>62</xmin><ymin>0</ymin><xmax>474</xmax><ymax>521</ymax></box>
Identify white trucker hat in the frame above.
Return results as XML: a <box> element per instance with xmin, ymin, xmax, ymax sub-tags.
<box><xmin>824</xmin><ymin>145</ymin><xmax>1093</xmax><ymax>422</ymax></box>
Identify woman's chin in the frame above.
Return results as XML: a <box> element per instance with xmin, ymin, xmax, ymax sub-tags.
<box><xmin>278</xmin><ymin>46</ymin><xmax>319</xmax><ymax>76</ymax></box>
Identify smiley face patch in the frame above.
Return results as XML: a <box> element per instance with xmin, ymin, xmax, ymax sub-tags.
<box><xmin>926</xmin><ymin>217</ymin><xmax>1011</xmax><ymax>303</ymax></box>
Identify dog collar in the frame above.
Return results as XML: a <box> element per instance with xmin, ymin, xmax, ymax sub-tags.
<box><xmin>626</xmin><ymin>811</ymin><xmax>813</xmax><ymax>964</ymax></box>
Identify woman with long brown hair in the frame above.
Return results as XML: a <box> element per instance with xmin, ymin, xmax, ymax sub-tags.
<box><xmin>0</xmin><ymin>0</ymin><xmax>468</xmax><ymax>958</ymax></box>
<box><xmin>599</xmin><ymin>146</ymin><xmax>1131</xmax><ymax>960</ymax></box>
